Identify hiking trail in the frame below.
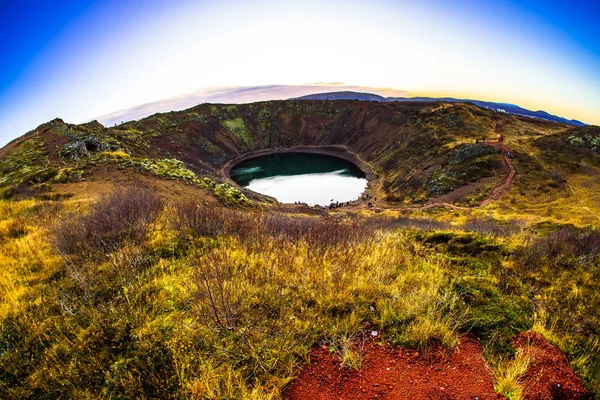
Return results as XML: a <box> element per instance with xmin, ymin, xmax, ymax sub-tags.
<box><xmin>416</xmin><ymin>120</ymin><xmax>516</xmax><ymax>211</ymax></box>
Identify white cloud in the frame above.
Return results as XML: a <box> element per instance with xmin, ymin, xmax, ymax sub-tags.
<box><xmin>96</xmin><ymin>84</ymin><xmax>410</xmax><ymax>126</ymax></box>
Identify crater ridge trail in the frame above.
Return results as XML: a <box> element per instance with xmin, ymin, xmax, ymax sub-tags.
<box><xmin>415</xmin><ymin>120</ymin><xmax>516</xmax><ymax>211</ymax></box>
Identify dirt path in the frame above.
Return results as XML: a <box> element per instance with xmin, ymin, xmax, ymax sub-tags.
<box><xmin>418</xmin><ymin>120</ymin><xmax>516</xmax><ymax>211</ymax></box>
<box><xmin>479</xmin><ymin>125</ymin><xmax>517</xmax><ymax>207</ymax></box>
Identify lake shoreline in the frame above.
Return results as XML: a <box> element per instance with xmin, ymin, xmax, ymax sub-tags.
<box><xmin>224</xmin><ymin>147</ymin><xmax>374</xmax><ymax>206</ymax></box>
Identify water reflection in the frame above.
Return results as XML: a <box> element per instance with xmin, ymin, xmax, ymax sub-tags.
<box><xmin>230</xmin><ymin>153</ymin><xmax>367</xmax><ymax>206</ymax></box>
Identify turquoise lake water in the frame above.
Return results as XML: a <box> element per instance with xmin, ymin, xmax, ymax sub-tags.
<box><xmin>230</xmin><ymin>153</ymin><xmax>367</xmax><ymax>206</ymax></box>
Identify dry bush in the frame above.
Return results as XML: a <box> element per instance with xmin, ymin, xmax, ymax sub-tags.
<box><xmin>519</xmin><ymin>228</ymin><xmax>600</xmax><ymax>270</ymax></box>
<box><xmin>169</xmin><ymin>201</ymin><xmax>230</xmax><ymax>239</ymax></box>
<box><xmin>261</xmin><ymin>213</ymin><xmax>369</xmax><ymax>247</ymax></box>
<box><xmin>5</xmin><ymin>218</ymin><xmax>27</xmax><ymax>239</ymax></box>
<box><xmin>169</xmin><ymin>200</ymin><xmax>370</xmax><ymax>247</ymax></box>
<box><xmin>362</xmin><ymin>215</ymin><xmax>451</xmax><ymax>232</ymax></box>
<box><xmin>192</xmin><ymin>251</ymin><xmax>242</xmax><ymax>331</ymax></box>
<box><xmin>169</xmin><ymin>200</ymin><xmax>259</xmax><ymax>242</ymax></box>
<box><xmin>462</xmin><ymin>218</ymin><xmax>521</xmax><ymax>237</ymax></box>
<box><xmin>52</xmin><ymin>185</ymin><xmax>163</xmax><ymax>259</ymax></box>
<box><xmin>190</xmin><ymin>248</ymin><xmax>303</xmax><ymax>381</ymax></box>
<box><xmin>221</xmin><ymin>211</ymin><xmax>260</xmax><ymax>242</ymax></box>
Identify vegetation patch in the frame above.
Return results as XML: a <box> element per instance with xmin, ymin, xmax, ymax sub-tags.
<box><xmin>1</xmin><ymin>184</ymin><xmax>600</xmax><ymax>397</ymax></box>
<box><xmin>222</xmin><ymin>117</ymin><xmax>254</xmax><ymax>148</ymax></box>
<box><xmin>427</xmin><ymin>144</ymin><xmax>503</xmax><ymax>197</ymax></box>
<box><xmin>52</xmin><ymin>185</ymin><xmax>163</xmax><ymax>260</ymax></box>
<box><xmin>121</xmin><ymin>158</ymin><xmax>252</xmax><ymax>206</ymax></box>
<box><xmin>52</xmin><ymin>167</ymin><xmax>88</xmax><ymax>183</ymax></box>
<box><xmin>128</xmin><ymin>158</ymin><xmax>201</xmax><ymax>182</ymax></box>
<box><xmin>447</xmin><ymin>143</ymin><xmax>500</xmax><ymax>165</ymax></box>
<box><xmin>0</xmin><ymin>137</ymin><xmax>56</xmax><ymax>188</ymax></box>
<box><xmin>455</xmin><ymin>277</ymin><xmax>532</xmax><ymax>355</ymax></box>
<box><xmin>414</xmin><ymin>230</ymin><xmax>507</xmax><ymax>257</ymax></box>
<box><xmin>566</xmin><ymin>126</ymin><xmax>600</xmax><ymax>153</ymax></box>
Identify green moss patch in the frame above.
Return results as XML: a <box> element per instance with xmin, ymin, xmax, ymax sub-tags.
<box><xmin>222</xmin><ymin>117</ymin><xmax>254</xmax><ymax>148</ymax></box>
<box><xmin>0</xmin><ymin>137</ymin><xmax>56</xmax><ymax>188</ymax></box>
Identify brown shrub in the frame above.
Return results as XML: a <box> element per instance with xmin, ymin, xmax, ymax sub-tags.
<box><xmin>462</xmin><ymin>218</ymin><xmax>521</xmax><ymax>237</ymax></box>
<box><xmin>191</xmin><ymin>250</ymin><xmax>242</xmax><ymax>331</ymax></box>
<box><xmin>6</xmin><ymin>218</ymin><xmax>27</xmax><ymax>239</ymax></box>
<box><xmin>261</xmin><ymin>213</ymin><xmax>369</xmax><ymax>247</ymax></box>
<box><xmin>169</xmin><ymin>201</ymin><xmax>229</xmax><ymax>239</ymax></box>
<box><xmin>518</xmin><ymin>228</ymin><xmax>600</xmax><ymax>270</ymax></box>
<box><xmin>169</xmin><ymin>200</ymin><xmax>370</xmax><ymax>247</ymax></box>
<box><xmin>52</xmin><ymin>185</ymin><xmax>163</xmax><ymax>259</ymax></box>
<box><xmin>361</xmin><ymin>215</ymin><xmax>450</xmax><ymax>232</ymax></box>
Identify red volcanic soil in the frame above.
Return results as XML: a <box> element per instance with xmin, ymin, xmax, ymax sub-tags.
<box><xmin>285</xmin><ymin>333</ymin><xmax>593</xmax><ymax>400</ymax></box>
<box><xmin>285</xmin><ymin>337</ymin><xmax>502</xmax><ymax>400</ymax></box>
<box><xmin>515</xmin><ymin>332</ymin><xmax>592</xmax><ymax>400</ymax></box>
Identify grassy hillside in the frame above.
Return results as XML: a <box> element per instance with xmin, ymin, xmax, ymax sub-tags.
<box><xmin>1</xmin><ymin>100</ymin><xmax>600</xmax><ymax>398</ymax></box>
<box><xmin>1</xmin><ymin>188</ymin><xmax>599</xmax><ymax>398</ymax></box>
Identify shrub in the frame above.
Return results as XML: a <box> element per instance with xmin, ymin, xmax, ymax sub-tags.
<box><xmin>518</xmin><ymin>228</ymin><xmax>600</xmax><ymax>270</ymax></box>
<box><xmin>362</xmin><ymin>215</ymin><xmax>451</xmax><ymax>231</ymax></box>
<box><xmin>6</xmin><ymin>218</ymin><xmax>27</xmax><ymax>239</ymax></box>
<box><xmin>169</xmin><ymin>201</ymin><xmax>231</xmax><ymax>240</ymax></box>
<box><xmin>191</xmin><ymin>250</ymin><xmax>242</xmax><ymax>331</ymax></box>
<box><xmin>189</xmin><ymin>248</ymin><xmax>303</xmax><ymax>387</ymax></box>
<box><xmin>462</xmin><ymin>218</ymin><xmax>521</xmax><ymax>237</ymax></box>
<box><xmin>169</xmin><ymin>200</ymin><xmax>370</xmax><ymax>247</ymax></box>
<box><xmin>52</xmin><ymin>185</ymin><xmax>163</xmax><ymax>259</ymax></box>
<box><xmin>260</xmin><ymin>213</ymin><xmax>369</xmax><ymax>247</ymax></box>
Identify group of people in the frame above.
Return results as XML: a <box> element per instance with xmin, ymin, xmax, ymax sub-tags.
<box><xmin>292</xmin><ymin>193</ymin><xmax>377</xmax><ymax>209</ymax></box>
<box><xmin>364</xmin><ymin>193</ymin><xmax>376</xmax><ymax>208</ymax></box>
<box><xmin>328</xmin><ymin>200</ymin><xmax>351</xmax><ymax>209</ymax></box>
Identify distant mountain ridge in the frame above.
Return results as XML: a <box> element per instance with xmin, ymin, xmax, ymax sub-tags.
<box><xmin>292</xmin><ymin>91</ymin><xmax>388</xmax><ymax>102</ymax></box>
<box><xmin>292</xmin><ymin>91</ymin><xmax>586</xmax><ymax>127</ymax></box>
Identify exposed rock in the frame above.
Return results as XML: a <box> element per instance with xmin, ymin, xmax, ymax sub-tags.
<box><xmin>448</xmin><ymin>143</ymin><xmax>499</xmax><ymax>165</ymax></box>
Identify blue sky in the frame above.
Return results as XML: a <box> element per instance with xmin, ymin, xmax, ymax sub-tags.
<box><xmin>1</xmin><ymin>0</ymin><xmax>599</xmax><ymax>146</ymax></box>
